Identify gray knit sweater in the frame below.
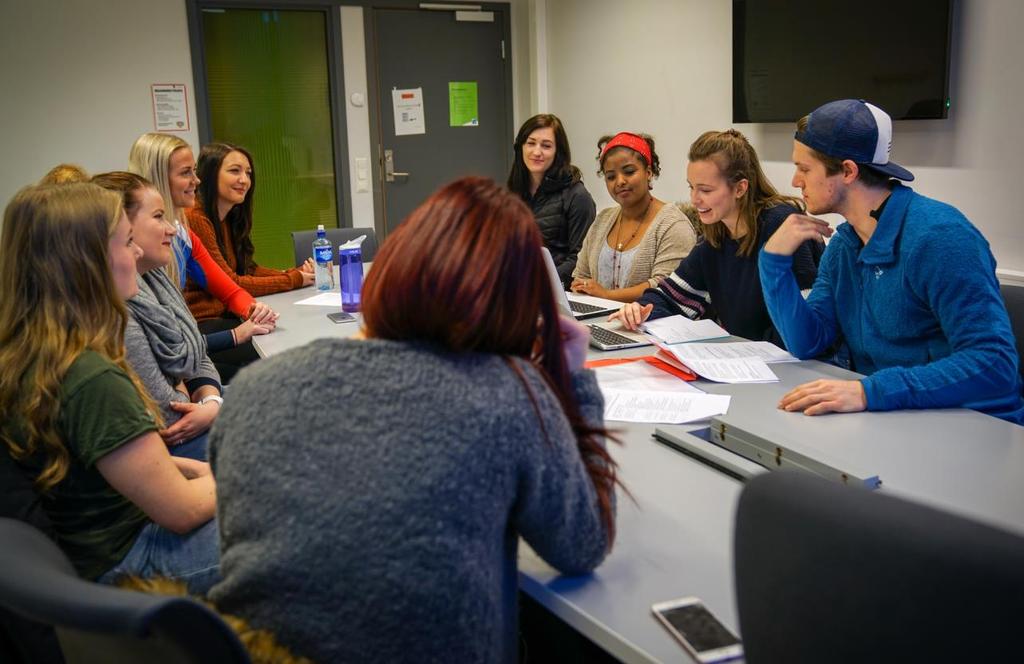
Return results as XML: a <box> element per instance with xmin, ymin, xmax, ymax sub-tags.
<box><xmin>208</xmin><ymin>338</ymin><xmax>613</xmax><ymax>663</ymax></box>
<box><xmin>124</xmin><ymin>273</ymin><xmax>220</xmax><ymax>425</ymax></box>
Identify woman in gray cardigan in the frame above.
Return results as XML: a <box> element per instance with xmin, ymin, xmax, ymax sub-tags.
<box><xmin>93</xmin><ymin>172</ymin><xmax>246</xmax><ymax>461</ymax></box>
<box><xmin>572</xmin><ymin>131</ymin><xmax>696</xmax><ymax>302</ymax></box>
<box><xmin>208</xmin><ymin>177</ymin><xmax>618</xmax><ymax>663</ymax></box>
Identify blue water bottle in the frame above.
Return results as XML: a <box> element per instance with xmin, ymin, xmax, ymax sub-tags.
<box><xmin>339</xmin><ymin>240</ymin><xmax>363</xmax><ymax>313</ymax></box>
<box><xmin>313</xmin><ymin>225</ymin><xmax>334</xmax><ymax>291</ymax></box>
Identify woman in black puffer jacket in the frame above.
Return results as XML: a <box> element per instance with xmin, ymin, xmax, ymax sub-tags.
<box><xmin>508</xmin><ymin>114</ymin><xmax>596</xmax><ymax>288</ymax></box>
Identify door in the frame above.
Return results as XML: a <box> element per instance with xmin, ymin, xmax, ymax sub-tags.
<box><xmin>190</xmin><ymin>4</ymin><xmax>349</xmax><ymax>269</ymax></box>
<box><xmin>371</xmin><ymin>6</ymin><xmax>513</xmax><ymax>236</ymax></box>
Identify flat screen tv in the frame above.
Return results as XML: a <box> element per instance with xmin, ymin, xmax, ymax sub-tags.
<box><xmin>733</xmin><ymin>0</ymin><xmax>953</xmax><ymax>123</ymax></box>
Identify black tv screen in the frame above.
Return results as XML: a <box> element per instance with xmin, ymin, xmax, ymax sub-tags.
<box><xmin>733</xmin><ymin>0</ymin><xmax>953</xmax><ymax>123</ymax></box>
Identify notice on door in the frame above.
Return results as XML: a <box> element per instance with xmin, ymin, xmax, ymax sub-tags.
<box><xmin>151</xmin><ymin>84</ymin><xmax>190</xmax><ymax>132</ymax></box>
<box><xmin>448</xmin><ymin>82</ymin><xmax>478</xmax><ymax>127</ymax></box>
<box><xmin>392</xmin><ymin>88</ymin><xmax>426</xmax><ymax>136</ymax></box>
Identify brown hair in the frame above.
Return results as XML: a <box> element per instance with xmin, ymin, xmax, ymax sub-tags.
<box><xmin>39</xmin><ymin>163</ymin><xmax>90</xmax><ymax>185</ymax></box>
<box><xmin>689</xmin><ymin>129</ymin><xmax>804</xmax><ymax>257</ymax></box>
<box><xmin>507</xmin><ymin>113</ymin><xmax>581</xmax><ymax>197</ymax></box>
<box><xmin>362</xmin><ymin>176</ymin><xmax>618</xmax><ymax>543</ymax></box>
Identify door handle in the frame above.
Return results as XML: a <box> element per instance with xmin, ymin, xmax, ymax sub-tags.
<box><xmin>384</xmin><ymin>149</ymin><xmax>410</xmax><ymax>182</ymax></box>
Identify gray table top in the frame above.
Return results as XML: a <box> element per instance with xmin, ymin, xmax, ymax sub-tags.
<box><xmin>251</xmin><ymin>279</ymin><xmax>1024</xmax><ymax>663</ymax></box>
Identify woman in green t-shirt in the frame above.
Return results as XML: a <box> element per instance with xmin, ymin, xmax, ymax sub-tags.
<box><xmin>0</xmin><ymin>183</ymin><xmax>219</xmax><ymax>593</ymax></box>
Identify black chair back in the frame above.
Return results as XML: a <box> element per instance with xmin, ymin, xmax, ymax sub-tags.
<box><xmin>734</xmin><ymin>472</ymin><xmax>1024</xmax><ymax>663</ymax></box>
<box><xmin>291</xmin><ymin>228</ymin><xmax>377</xmax><ymax>265</ymax></box>
<box><xmin>0</xmin><ymin>518</ymin><xmax>249</xmax><ymax>664</ymax></box>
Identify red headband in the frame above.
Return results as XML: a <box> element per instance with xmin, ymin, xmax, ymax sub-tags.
<box><xmin>600</xmin><ymin>132</ymin><xmax>652</xmax><ymax>166</ymax></box>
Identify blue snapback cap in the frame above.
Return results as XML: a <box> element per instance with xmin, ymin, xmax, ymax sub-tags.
<box><xmin>795</xmin><ymin>99</ymin><xmax>914</xmax><ymax>182</ymax></box>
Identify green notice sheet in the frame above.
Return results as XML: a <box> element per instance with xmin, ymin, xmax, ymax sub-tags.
<box><xmin>449</xmin><ymin>81</ymin><xmax>479</xmax><ymax>127</ymax></box>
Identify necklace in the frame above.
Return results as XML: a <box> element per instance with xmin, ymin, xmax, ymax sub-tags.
<box><xmin>614</xmin><ymin>197</ymin><xmax>653</xmax><ymax>250</ymax></box>
<box><xmin>611</xmin><ymin>197</ymin><xmax>654</xmax><ymax>288</ymax></box>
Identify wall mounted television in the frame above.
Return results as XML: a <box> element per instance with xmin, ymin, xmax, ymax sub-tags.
<box><xmin>733</xmin><ymin>0</ymin><xmax>953</xmax><ymax>123</ymax></box>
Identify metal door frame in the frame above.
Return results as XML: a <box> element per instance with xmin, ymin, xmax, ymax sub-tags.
<box><xmin>185</xmin><ymin>0</ymin><xmax>355</xmax><ymax>228</ymax></box>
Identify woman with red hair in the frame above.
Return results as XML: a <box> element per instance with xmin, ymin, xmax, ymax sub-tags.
<box><xmin>208</xmin><ymin>176</ymin><xmax>617</xmax><ymax>663</ymax></box>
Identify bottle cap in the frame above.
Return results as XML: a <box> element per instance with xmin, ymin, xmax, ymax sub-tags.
<box><xmin>339</xmin><ymin>235</ymin><xmax>367</xmax><ymax>250</ymax></box>
<box><xmin>317</xmin><ymin>224</ymin><xmax>325</xmax><ymax>231</ymax></box>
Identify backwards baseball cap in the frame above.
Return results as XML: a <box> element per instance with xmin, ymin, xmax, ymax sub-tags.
<box><xmin>795</xmin><ymin>99</ymin><xmax>914</xmax><ymax>182</ymax></box>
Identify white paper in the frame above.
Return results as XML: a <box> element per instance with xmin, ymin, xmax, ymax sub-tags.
<box><xmin>641</xmin><ymin>316</ymin><xmax>729</xmax><ymax>344</ymax></box>
<box><xmin>595</xmin><ymin>362</ymin><xmax>704</xmax><ymax>394</ymax></box>
<box><xmin>392</xmin><ymin>88</ymin><xmax>425</xmax><ymax>136</ymax></box>
<box><xmin>295</xmin><ymin>291</ymin><xmax>341</xmax><ymax>306</ymax></box>
<box><xmin>151</xmin><ymin>84</ymin><xmax>189</xmax><ymax>131</ymax></box>
<box><xmin>673</xmin><ymin>341</ymin><xmax>798</xmax><ymax>363</ymax></box>
<box><xmin>667</xmin><ymin>345</ymin><xmax>778</xmax><ymax>383</ymax></box>
<box><xmin>603</xmin><ymin>389</ymin><xmax>731</xmax><ymax>424</ymax></box>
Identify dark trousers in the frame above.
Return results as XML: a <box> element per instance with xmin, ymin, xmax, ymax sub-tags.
<box><xmin>197</xmin><ymin>317</ymin><xmax>260</xmax><ymax>384</ymax></box>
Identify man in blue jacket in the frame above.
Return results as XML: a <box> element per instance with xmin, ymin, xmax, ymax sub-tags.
<box><xmin>759</xmin><ymin>98</ymin><xmax>1023</xmax><ymax>423</ymax></box>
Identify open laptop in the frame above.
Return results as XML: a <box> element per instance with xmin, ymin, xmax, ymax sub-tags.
<box><xmin>541</xmin><ymin>248</ymin><xmax>651</xmax><ymax>351</ymax></box>
<box><xmin>540</xmin><ymin>248</ymin><xmax>622</xmax><ymax>320</ymax></box>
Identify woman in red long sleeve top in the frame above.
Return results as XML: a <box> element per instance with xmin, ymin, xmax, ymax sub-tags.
<box><xmin>185</xmin><ymin>143</ymin><xmax>314</xmax><ymax>322</ymax></box>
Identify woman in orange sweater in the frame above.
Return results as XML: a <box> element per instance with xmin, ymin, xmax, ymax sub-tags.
<box><xmin>185</xmin><ymin>143</ymin><xmax>314</xmax><ymax>382</ymax></box>
<box><xmin>185</xmin><ymin>143</ymin><xmax>314</xmax><ymax>324</ymax></box>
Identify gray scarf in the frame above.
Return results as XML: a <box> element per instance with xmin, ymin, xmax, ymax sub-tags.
<box><xmin>126</xmin><ymin>268</ymin><xmax>208</xmax><ymax>378</ymax></box>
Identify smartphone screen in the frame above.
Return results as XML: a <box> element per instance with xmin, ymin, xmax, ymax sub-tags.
<box><xmin>327</xmin><ymin>311</ymin><xmax>356</xmax><ymax>324</ymax></box>
<box><xmin>656</xmin><ymin>601</ymin><xmax>742</xmax><ymax>660</ymax></box>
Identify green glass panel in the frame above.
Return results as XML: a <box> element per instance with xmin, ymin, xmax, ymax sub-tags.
<box><xmin>201</xmin><ymin>8</ymin><xmax>338</xmax><ymax>269</ymax></box>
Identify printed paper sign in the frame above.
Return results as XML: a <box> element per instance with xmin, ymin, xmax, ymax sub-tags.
<box><xmin>448</xmin><ymin>81</ymin><xmax>478</xmax><ymax>127</ymax></box>
<box><xmin>151</xmin><ymin>84</ymin><xmax>190</xmax><ymax>132</ymax></box>
<box><xmin>392</xmin><ymin>87</ymin><xmax>426</xmax><ymax>136</ymax></box>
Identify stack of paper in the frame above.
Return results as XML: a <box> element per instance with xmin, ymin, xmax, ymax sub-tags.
<box><xmin>676</xmin><ymin>341</ymin><xmax>798</xmax><ymax>363</ymax></box>
<box><xmin>640</xmin><ymin>316</ymin><xmax>729</xmax><ymax>344</ymax></box>
<box><xmin>591</xmin><ymin>360</ymin><xmax>730</xmax><ymax>424</ymax></box>
<box><xmin>603</xmin><ymin>390</ymin><xmax>732</xmax><ymax>424</ymax></box>
<box><xmin>665</xmin><ymin>343</ymin><xmax>780</xmax><ymax>384</ymax></box>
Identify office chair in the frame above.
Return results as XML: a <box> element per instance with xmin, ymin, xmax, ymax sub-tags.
<box><xmin>0</xmin><ymin>518</ymin><xmax>250</xmax><ymax>664</ymax></box>
<box><xmin>733</xmin><ymin>472</ymin><xmax>1024</xmax><ymax>664</ymax></box>
<box><xmin>1000</xmin><ymin>283</ymin><xmax>1024</xmax><ymax>380</ymax></box>
<box><xmin>291</xmin><ymin>227</ymin><xmax>377</xmax><ymax>266</ymax></box>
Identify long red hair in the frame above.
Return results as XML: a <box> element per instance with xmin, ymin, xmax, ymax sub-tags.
<box><xmin>362</xmin><ymin>177</ymin><xmax>617</xmax><ymax>544</ymax></box>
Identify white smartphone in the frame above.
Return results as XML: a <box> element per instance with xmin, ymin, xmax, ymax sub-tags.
<box><xmin>651</xmin><ymin>597</ymin><xmax>743</xmax><ymax>663</ymax></box>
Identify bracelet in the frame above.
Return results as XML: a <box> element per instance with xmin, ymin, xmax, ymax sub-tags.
<box><xmin>199</xmin><ymin>395</ymin><xmax>224</xmax><ymax>407</ymax></box>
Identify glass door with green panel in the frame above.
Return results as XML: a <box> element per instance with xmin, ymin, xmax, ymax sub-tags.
<box><xmin>195</xmin><ymin>6</ymin><xmax>346</xmax><ymax>269</ymax></box>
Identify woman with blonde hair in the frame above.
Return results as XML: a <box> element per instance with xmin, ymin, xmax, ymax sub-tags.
<box><xmin>571</xmin><ymin>132</ymin><xmax>695</xmax><ymax>302</ymax></box>
<box><xmin>0</xmin><ymin>183</ymin><xmax>219</xmax><ymax>593</ymax></box>
<box><xmin>612</xmin><ymin>129</ymin><xmax>820</xmax><ymax>345</ymax></box>
<box><xmin>129</xmin><ymin>133</ymin><xmax>275</xmax><ymax>380</ymax></box>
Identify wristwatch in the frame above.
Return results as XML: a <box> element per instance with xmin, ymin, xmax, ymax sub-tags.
<box><xmin>199</xmin><ymin>395</ymin><xmax>224</xmax><ymax>407</ymax></box>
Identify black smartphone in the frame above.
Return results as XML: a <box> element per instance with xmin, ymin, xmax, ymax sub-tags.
<box><xmin>327</xmin><ymin>311</ymin><xmax>356</xmax><ymax>324</ymax></box>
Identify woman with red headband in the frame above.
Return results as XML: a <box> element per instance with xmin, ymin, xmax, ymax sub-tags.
<box><xmin>570</xmin><ymin>132</ymin><xmax>695</xmax><ymax>303</ymax></box>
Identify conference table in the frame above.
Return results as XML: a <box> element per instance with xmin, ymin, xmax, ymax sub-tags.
<box><xmin>253</xmin><ymin>276</ymin><xmax>1024</xmax><ymax>664</ymax></box>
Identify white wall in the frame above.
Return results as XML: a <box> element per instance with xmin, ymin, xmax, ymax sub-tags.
<box><xmin>0</xmin><ymin>0</ymin><xmax>199</xmax><ymax>213</ymax></box>
<box><xmin>543</xmin><ymin>0</ymin><xmax>1024</xmax><ymax>279</ymax></box>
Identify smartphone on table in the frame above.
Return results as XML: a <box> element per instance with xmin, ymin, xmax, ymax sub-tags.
<box><xmin>327</xmin><ymin>311</ymin><xmax>356</xmax><ymax>324</ymax></box>
<box><xmin>652</xmin><ymin>597</ymin><xmax>743</xmax><ymax>663</ymax></box>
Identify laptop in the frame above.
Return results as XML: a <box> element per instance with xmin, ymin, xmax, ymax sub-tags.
<box><xmin>540</xmin><ymin>248</ymin><xmax>651</xmax><ymax>351</ymax></box>
<box><xmin>540</xmin><ymin>248</ymin><xmax>622</xmax><ymax>320</ymax></box>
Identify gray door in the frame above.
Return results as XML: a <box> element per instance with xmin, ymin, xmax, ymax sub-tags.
<box><xmin>371</xmin><ymin>6</ymin><xmax>512</xmax><ymax>236</ymax></box>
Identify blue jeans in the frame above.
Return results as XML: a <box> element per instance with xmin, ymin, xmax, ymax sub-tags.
<box><xmin>169</xmin><ymin>430</ymin><xmax>209</xmax><ymax>461</ymax></box>
<box><xmin>97</xmin><ymin>518</ymin><xmax>220</xmax><ymax>595</ymax></box>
